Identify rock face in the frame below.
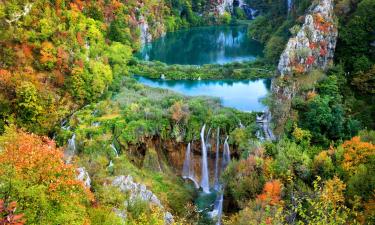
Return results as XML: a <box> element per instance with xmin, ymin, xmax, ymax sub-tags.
<box><xmin>278</xmin><ymin>0</ymin><xmax>337</xmax><ymax>76</ymax></box>
<box><xmin>112</xmin><ymin>175</ymin><xmax>174</xmax><ymax>224</ymax></box>
<box><xmin>77</xmin><ymin>167</ymin><xmax>91</xmax><ymax>188</ymax></box>
<box><xmin>213</xmin><ymin>0</ymin><xmax>234</xmax><ymax>15</ymax></box>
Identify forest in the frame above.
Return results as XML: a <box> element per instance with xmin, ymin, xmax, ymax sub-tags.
<box><xmin>0</xmin><ymin>0</ymin><xmax>374</xmax><ymax>225</ymax></box>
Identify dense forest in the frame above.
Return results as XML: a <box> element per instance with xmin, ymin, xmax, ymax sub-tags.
<box><xmin>0</xmin><ymin>0</ymin><xmax>374</xmax><ymax>225</ymax></box>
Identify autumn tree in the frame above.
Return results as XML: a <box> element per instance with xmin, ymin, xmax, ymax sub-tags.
<box><xmin>0</xmin><ymin>127</ymin><xmax>93</xmax><ymax>224</ymax></box>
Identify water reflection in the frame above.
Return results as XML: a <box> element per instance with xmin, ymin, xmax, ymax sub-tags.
<box><xmin>134</xmin><ymin>76</ymin><xmax>269</xmax><ymax>112</ymax></box>
<box><xmin>136</xmin><ymin>25</ymin><xmax>263</xmax><ymax>65</ymax></box>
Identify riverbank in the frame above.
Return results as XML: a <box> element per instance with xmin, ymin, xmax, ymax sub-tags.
<box><xmin>129</xmin><ymin>59</ymin><xmax>275</xmax><ymax>80</ymax></box>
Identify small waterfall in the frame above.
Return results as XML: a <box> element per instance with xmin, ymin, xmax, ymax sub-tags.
<box><xmin>211</xmin><ymin>137</ymin><xmax>231</xmax><ymax>225</ymax></box>
<box><xmin>213</xmin><ymin>190</ymin><xmax>224</xmax><ymax>225</ymax></box>
<box><xmin>65</xmin><ymin>134</ymin><xmax>76</xmax><ymax>164</ymax></box>
<box><xmin>205</xmin><ymin>127</ymin><xmax>212</xmax><ymax>150</ymax></box>
<box><xmin>182</xmin><ymin>143</ymin><xmax>199</xmax><ymax>188</ymax></box>
<box><xmin>182</xmin><ymin>143</ymin><xmax>192</xmax><ymax>178</ymax></box>
<box><xmin>200</xmin><ymin>124</ymin><xmax>210</xmax><ymax>193</ymax></box>
<box><xmin>213</xmin><ymin>128</ymin><xmax>220</xmax><ymax>190</ymax></box>
<box><xmin>222</xmin><ymin>136</ymin><xmax>231</xmax><ymax>169</ymax></box>
<box><xmin>287</xmin><ymin>0</ymin><xmax>293</xmax><ymax>13</ymax></box>
<box><xmin>110</xmin><ymin>143</ymin><xmax>119</xmax><ymax>158</ymax></box>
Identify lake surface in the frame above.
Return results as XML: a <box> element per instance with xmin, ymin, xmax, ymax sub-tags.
<box><xmin>134</xmin><ymin>76</ymin><xmax>270</xmax><ymax>112</ymax></box>
<box><xmin>136</xmin><ymin>25</ymin><xmax>263</xmax><ymax>65</ymax></box>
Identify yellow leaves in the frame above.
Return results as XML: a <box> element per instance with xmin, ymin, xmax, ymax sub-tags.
<box><xmin>292</xmin><ymin>123</ymin><xmax>312</xmax><ymax>144</ymax></box>
<box><xmin>39</xmin><ymin>41</ymin><xmax>57</xmax><ymax>69</ymax></box>
<box><xmin>321</xmin><ymin>176</ymin><xmax>346</xmax><ymax>208</ymax></box>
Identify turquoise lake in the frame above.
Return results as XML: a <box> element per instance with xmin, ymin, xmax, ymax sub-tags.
<box><xmin>136</xmin><ymin>25</ymin><xmax>263</xmax><ymax>65</ymax></box>
<box><xmin>135</xmin><ymin>25</ymin><xmax>269</xmax><ymax>112</ymax></box>
<box><xmin>134</xmin><ymin>76</ymin><xmax>270</xmax><ymax>112</ymax></box>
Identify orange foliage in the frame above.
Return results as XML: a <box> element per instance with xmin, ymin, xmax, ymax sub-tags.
<box><xmin>0</xmin><ymin>129</ymin><xmax>93</xmax><ymax>201</ymax></box>
<box><xmin>341</xmin><ymin>136</ymin><xmax>375</xmax><ymax>174</ymax></box>
<box><xmin>257</xmin><ymin>180</ymin><xmax>282</xmax><ymax>206</ymax></box>
<box><xmin>294</xmin><ymin>64</ymin><xmax>305</xmax><ymax>74</ymax></box>
<box><xmin>40</xmin><ymin>41</ymin><xmax>56</xmax><ymax>65</ymax></box>
<box><xmin>70</xmin><ymin>0</ymin><xmax>86</xmax><ymax>11</ymax></box>
<box><xmin>76</xmin><ymin>32</ymin><xmax>85</xmax><ymax>46</ymax></box>
<box><xmin>314</xmin><ymin>14</ymin><xmax>332</xmax><ymax>33</ymax></box>
<box><xmin>0</xmin><ymin>200</ymin><xmax>25</xmax><ymax>225</ymax></box>
<box><xmin>21</xmin><ymin>44</ymin><xmax>33</xmax><ymax>60</ymax></box>
<box><xmin>306</xmin><ymin>90</ymin><xmax>317</xmax><ymax>100</ymax></box>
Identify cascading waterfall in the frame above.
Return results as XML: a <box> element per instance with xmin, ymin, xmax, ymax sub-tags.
<box><xmin>65</xmin><ymin>134</ymin><xmax>76</xmax><ymax>164</ymax></box>
<box><xmin>213</xmin><ymin>128</ymin><xmax>220</xmax><ymax>190</ymax></box>
<box><xmin>182</xmin><ymin>143</ymin><xmax>199</xmax><ymax>188</ymax></box>
<box><xmin>200</xmin><ymin>124</ymin><xmax>210</xmax><ymax>193</ymax></box>
<box><xmin>222</xmin><ymin>136</ymin><xmax>231</xmax><ymax>169</ymax></box>
<box><xmin>205</xmin><ymin>127</ymin><xmax>212</xmax><ymax>150</ymax></box>
<box><xmin>212</xmin><ymin>136</ymin><xmax>231</xmax><ymax>225</ymax></box>
<box><xmin>110</xmin><ymin>143</ymin><xmax>119</xmax><ymax>158</ymax></box>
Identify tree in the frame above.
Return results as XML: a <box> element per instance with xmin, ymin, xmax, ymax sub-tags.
<box><xmin>0</xmin><ymin>127</ymin><xmax>93</xmax><ymax>224</ymax></box>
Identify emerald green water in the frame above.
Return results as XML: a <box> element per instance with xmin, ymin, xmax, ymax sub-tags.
<box><xmin>136</xmin><ymin>25</ymin><xmax>263</xmax><ymax>65</ymax></box>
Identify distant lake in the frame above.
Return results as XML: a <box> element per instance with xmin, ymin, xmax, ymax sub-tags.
<box><xmin>136</xmin><ymin>25</ymin><xmax>263</xmax><ymax>65</ymax></box>
<box><xmin>134</xmin><ymin>76</ymin><xmax>270</xmax><ymax>112</ymax></box>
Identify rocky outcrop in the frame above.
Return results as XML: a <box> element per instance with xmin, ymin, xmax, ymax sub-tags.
<box><xmin>213</xmin><ymin>0</ymin><xmax>234</xmax><ymax>15</ymax></box>
<box><xmin>77</xmin><ymin>167</ymin><xmax>91</xmax><ymax>188</ymax></box>
<box><xmin>278</xmin><ymin>0</ymin><xmax>337</xmax><ymax>76</ymax></box>
<box><xmin>112</xmin><ymin>175</ymin><xmax>174</xmax><ymax>224</ymax></box>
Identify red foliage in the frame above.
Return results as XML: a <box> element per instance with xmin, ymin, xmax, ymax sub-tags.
<box><xmin>306</xmin><ymin>56</ymin><xmax>315</xmax><ymax>65</ymax></box>
<box><xmin>0</xmin><ymin>200</ymin><xmax>25</xmax><ymax>225</ymax></box>
<box><xmin>320</xmin><ymin>48</ymin><xmax>327</xmax><ymax>56</ymax></box>
<box><xmin>309</xmin><ymin>42</ymin><xmax>317</xmax><ymax>49</ymax></box>
<box><xmin>21</xmin><ymin>44</ymin><xmax>33</xmax><ymax>60</ymax></box>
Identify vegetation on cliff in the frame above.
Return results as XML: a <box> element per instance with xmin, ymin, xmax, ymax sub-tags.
<box><xmin>0</xmin><ymin>0</ymin><xmax>374</xmax><ymax>224</ymax></box>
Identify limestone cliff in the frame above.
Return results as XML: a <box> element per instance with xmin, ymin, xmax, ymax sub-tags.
<box><xmin>271</xmin><ymin>0</ymin><xmax>338</xmax><ymax>135</ymax></box>
<box><xmin>278</xmin><ymin>0</ymin><xmax>337</xmax><ymax>76</ymax></box>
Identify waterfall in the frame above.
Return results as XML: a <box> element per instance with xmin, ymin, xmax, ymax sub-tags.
<box><xmin>213</xmin><ymin>191</ymin><xmax>224</xmax><ymax>225</ymax></box>
<box><xmin>182</xmin><ymin>143</ymin><xmax>199</xmax><ymax>188</ymax></box>
<box><xmin>222</xmin><ymin>136</ymin><xmax>231</xmax><ymax>169</ymax></box>
<box><xmin>213</xmin><ymin>128</ymin><xmax>220</xmax><ymax>190</ymax></box>
<box><xmin>211</xmin><ymin>136</ymin><xmax>231</xmax><ymax>225</ymax></box>
<box><xmin>200</xmin><ymin>124</ymin><xmax>210</xmax><ymax>193</ymax></box>
<box><xmin>65</xmin><ymin>134</ymin><xmax>76</xmax><ymax>164</ymax></box>
<box><xmin>110</xmin><ymin>143</ymin><xmax>119</xmax><ymax>158</ymax></box>
<box><xmin>287</xmin><ymin>0</ymin><xmax>293</xmax><ymax>13</ymax></box>
<box><xmin>205</xmin><ymin>127</ymin><xmax>212</xmax><ymax>150</ymax></box>
<box><xmin>182</xmin><ymin>143</ymin><xmax>191</xmax><ymax>178</ymax></box>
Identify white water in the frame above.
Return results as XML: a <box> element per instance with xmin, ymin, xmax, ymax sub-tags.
<box><xmin>110</xmin><ymin>143</ymin><xmax>119</xmax><ymax>158</ymax></box>
<box><xmin>222</xmin><ymin>136</ymin><xmax>231</xmax><ymax>169</ymax></box>
<box><xmin>65</xmin><ymin>134</ymin><xmax>76</xmax><ymax>164</ymax></box>
<box><xmin>212</xmin><ymin>136</ymin><xmax>231</xmax><ymax>225</ymax></box>
<box><xmin>213</xmin><ymin>128</ymin><xmax>221</xmax><ymax>190</ymax></box>
<box><xmin>287</xmin><ymin>0</ymin><xmax>293</xmax><ymax>13</ymax></box>
<box><xmin>182</xmin><ymin>143</ymin><xmax>199</xmax><ymax>188</ymax></box>
<box><xmin>200</xmin><ymin>124</ymin><xmax>210</xmax><ymax>193</ymax></box>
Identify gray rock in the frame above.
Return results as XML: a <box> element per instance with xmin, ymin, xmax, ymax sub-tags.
<box><xmin>112</xmin><ymin>175</ymin><xmax>174</xmax><ymax>224</ymax></box>
<box><xmin>278</xmin><ymin>0</ymin><xmax>337</xmax><ymax>76</ymax></box>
